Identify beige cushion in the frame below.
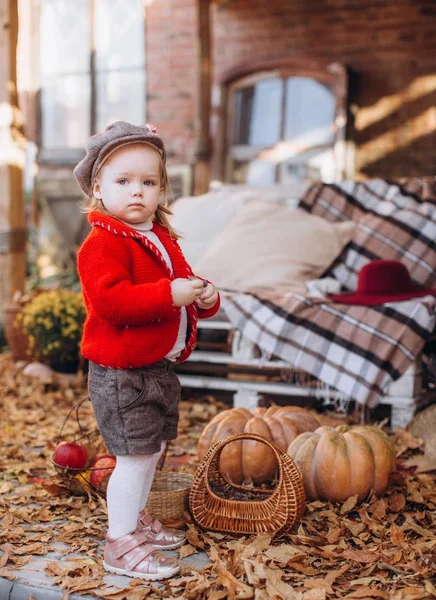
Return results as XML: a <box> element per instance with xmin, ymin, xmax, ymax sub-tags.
<box><xmin>169</xmin><ymin>183</ymin><xmax>309</xmax><ymax>266</ymax></box>
<box><xmin>169</xmin><ymin>189</ymin><xmax>257</xmax><ymax>266</ymax></box>
<box><xmin>194</xmin><ymin>200</ymin><xmax>356</xmax><ymax>293</ymax></box>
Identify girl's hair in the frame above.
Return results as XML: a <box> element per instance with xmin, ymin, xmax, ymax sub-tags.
<box><xmin>81</xmin><ymin>155</ymin><xmax>180</xmax><ymax>239</ymax></box>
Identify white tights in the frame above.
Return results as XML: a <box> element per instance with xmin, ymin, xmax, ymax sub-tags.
<box><xmin>106</xmin><ymin>442</ymin><xmax>165</xmax><ymax>539</ymax></box>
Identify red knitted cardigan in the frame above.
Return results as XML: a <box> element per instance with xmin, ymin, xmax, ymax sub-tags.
<box><xmin>77</xmin><ymin>211</ymin><xmax>220</xmax><ymax>368</ymax></box>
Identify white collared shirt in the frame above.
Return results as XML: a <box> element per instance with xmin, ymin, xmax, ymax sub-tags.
<box><xmin>122</xmin><ymin>218</ymin><xmax>188</xmax><ymax>361</ymax></box>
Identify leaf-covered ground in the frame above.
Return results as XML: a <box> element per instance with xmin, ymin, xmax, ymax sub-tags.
<box><xmin>1</xmin><ymin>353</ymin><xmax>435</xmax><ymax>600</ymax></box>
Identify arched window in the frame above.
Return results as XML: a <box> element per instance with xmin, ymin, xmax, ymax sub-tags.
<box><xmin>221</xmin><ymin>61</ymin><xmax>349</xmax><ymax>184</ymax></box>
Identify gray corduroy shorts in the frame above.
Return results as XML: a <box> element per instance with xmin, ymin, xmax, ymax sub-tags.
<box><xmin>88</xmin><ymin>359</ymin><xmax>181</xmax><ymax>455</ymax></box>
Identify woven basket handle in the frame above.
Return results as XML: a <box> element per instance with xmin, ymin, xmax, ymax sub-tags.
<box><xmin>206</xmin><ymin>432</ymin><xmax>285</xmax><ymax>488</ymax></box>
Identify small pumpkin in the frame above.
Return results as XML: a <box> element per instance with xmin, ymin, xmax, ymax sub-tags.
<box><xmin>287</xmin><ymin>425</ymin><xmax>396</xmax><ymax>503</ymax></box>
<box><xmin>197</xmin><ymin>406</ymin><xmax>320</xmax><ymax>485</ymax></box>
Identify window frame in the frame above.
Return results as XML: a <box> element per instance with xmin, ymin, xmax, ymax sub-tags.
<box><xmin>35</xmin><ymin>0</ymin><xmax>146</xmax><ymax>166</ymax></box>
<box><xmin>218</xmin><ymin>59</ymin><xmax>349</xmax><ymax>183</ymax></box>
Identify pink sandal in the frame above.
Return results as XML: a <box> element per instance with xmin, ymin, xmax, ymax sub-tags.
<box><xmin>137</xmin><ymin>511</ymin><xmax>186</xmax><ymax>550</ymax></box>
<box><xmin>103</xmin><ymin>530</ymin><xmax>180</xmax><ymax>580</ymax></box>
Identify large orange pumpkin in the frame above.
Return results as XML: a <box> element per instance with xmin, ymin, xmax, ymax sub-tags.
<box><xmin>197</xmin><ymin>406</ymin><xmax>320</xmax><ymax>485</ymax></box>
<box><xmin>287</xmin><ymin>425</ymin><xmax>396</xmax><ymax>503</ymax></box>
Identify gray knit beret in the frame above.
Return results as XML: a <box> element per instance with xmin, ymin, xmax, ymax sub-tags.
<box><xmin>73</xmin><ymin>121</ymin><xmax>167</xmax><ymax>196</ymax></box>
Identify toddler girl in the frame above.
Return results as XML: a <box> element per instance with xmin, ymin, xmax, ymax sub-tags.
<box><xmin>74</xmin><ymin>121</ymin><xmax>220</xmax><ymax>580</ymax></box>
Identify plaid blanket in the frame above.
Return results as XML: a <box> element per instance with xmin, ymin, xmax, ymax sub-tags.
<box><xmin>221</xmin><ymin>179</ymin><xmax>436</xmax><ymax>408</ymax></box>
<box><xmin>300</xmin><ymin>178</ymin><xmax>436</xmax><ymax>290</ymax></box>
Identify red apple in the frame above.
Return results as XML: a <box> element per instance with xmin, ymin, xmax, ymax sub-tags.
<box><xmin>90</xmin><ymin>455</ymin><xmax>116</xmax><ymax>493</ymax></box>
<box><xmin>53</xmin><ymin>441</ymin><xmax>88</xmax><ymax>470</ymax></box>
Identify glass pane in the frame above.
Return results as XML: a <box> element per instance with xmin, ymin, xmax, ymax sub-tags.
<box><xmin>232</xmin><ymin>78</ymin><xmax>282</xmax><ymax>147</ymax></box>
<box><xmin>96</xmin><ymin>69</ymin><xmax>145</xmax><ymax>131</ymax></box>
<box><xmin>249</xmin><ymin>79</ymin><xmax>282</xmax><ymax>146</ymax></box>
<box><xmin>278</xmin><ymin>147</ymin><xmax>336</xmax><ymax>183</ymax></box>
<box><xmin>40</xmin><ymin>0</ymin><xmax>89</xmax><ymax>76</ymax></box>
<box><xmin>284</xmin><ymin>77</ymin><xmax>335</xmax><ymax>146</ymax></box>
<box><xmin>95</xmin><ymin>0</ymin><xmax>145</xmax><ymax>71</ymax></box>
<box><xmin>41</xmin><ymin>74</ymin><xmax>90</xmax><ymax>149</ymax></box>
<box><xmin>232</xmin><ymin>87</ymin><xmax>253</xmax><ymax>145</ymax></box>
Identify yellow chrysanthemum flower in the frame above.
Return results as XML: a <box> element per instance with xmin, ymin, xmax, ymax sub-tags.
<box><xmin>20</xmin><ymin>289</ymin><xmax>85</xmax><ymax>365</ymax></box>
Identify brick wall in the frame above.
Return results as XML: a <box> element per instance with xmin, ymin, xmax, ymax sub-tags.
<box><xmin>145</xmin><ymin>0</ymin><xmax>198</xmax><ymax>165</ymax></box>
<box><xmin>18</xmin><ymin>0</ymin><xmax>436</xmax><ymax>179</ymax></box>
<box><xmin>146</xmin><ymin>0</ymin><xmax>436</xmax><ymax>178</ymax></box>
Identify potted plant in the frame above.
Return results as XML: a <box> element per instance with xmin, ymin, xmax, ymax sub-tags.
<box><xmin>17</xmin><ymin>289</ymin><xmax>86</xmax><ymax>373</ymax></box>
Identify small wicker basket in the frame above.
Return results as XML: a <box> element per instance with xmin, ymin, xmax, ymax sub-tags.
<box><xmin>51</xmin><ymin>396</ymin><xmax>111</xmax><ymax>496</ymax></box>
<box><xmin>189</xmin><ymin>432</ymin><xmax>306</xmax><ymax>536</ymax></box>
<box><xmin>146</xmin><ymin>471</ymin><xmax>193</xmax><ymax>526</ymax></box>
<box><xmin>52</xmin><ymin>397</ymin><xmax>194</xmax><ymax>520</ymax></box>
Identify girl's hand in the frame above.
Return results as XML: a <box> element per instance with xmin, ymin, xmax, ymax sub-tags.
<box><xmin>196</xmin><ymin>282</ymin><xmax>218</xmax><ymax>309</ymax></box>
<box><xmin>171</xmin><ymin>278</ymin><xmax>204</xmax><ymax>307</ymax></box>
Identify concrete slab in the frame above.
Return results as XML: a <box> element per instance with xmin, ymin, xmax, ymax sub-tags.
<box><xmin>0</xmin><ymin>577</ymin><xmax>14</xmax><ymax>600</ymax></box>
<box><xmin>1</xmin><ymin>545</ymin><xmax>211</xmax><ymax>599</ymax></box>
<box><xmin>9</xmin><ymin>582</ymin><xmax>97</xmax><ymax>600</ymax></box>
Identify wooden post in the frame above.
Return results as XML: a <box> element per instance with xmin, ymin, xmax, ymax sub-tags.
<box><xmin>0</xmin><ymin>0</ymin><xmax>26</xmax><ymax>314</ymax></box>
<box><xmin>193</xmin><ymin>0</ymin><xmax>212</xmax><ymax>196</ymax></box>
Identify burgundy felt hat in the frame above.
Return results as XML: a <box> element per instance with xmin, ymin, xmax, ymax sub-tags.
<box><xmin>329</xmin><ymin>260</ymin><xmax>436</xmax><ymax>305</ymax></box>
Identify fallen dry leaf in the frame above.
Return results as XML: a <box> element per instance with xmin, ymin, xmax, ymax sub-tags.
<box><xmin>390</xmin><ymin>586</ymin><xmax>430</xmax><ymax>599</ymax></box>
<box><xmin>0</xmin><ymin>544</ymin><xmax>12</xmax><ymax>568</ymax></box>
<box><xmin>342</xmin><ymin>549</ymin><xmax>381</xmax><ymax>564</ymax></box>
<box><xmin>345</xmin><ymin>587</ymin><xmax>389</xmax><ymax>599</ymax></box>
<box><xmin>303</xmin><ymin>591</ymin><xmax>326</xmax><ymax>600</ymax></box>
<box><xmin>388</xmin><ymin>492</ymin><xmax>406</xmax><ymax>512</ymax></box>
<box><xmin>340</xmin><ymin>495</ymin><xmax>359</xmax><ymax>514</ymax></box>
<box><xmin>394</xmin><ymin>429</ymin><xmax>423</xmax><ymax>457</ymax></box>
<box><xmin>179</xmin><ymin>543</ymin><xmax>198</xmax><ymax>559</ymax></box>
<box><xmin>265</xmin><ymin>543</ymin><xmax>306</xmax><ymax>566</ymax></box>
<box><xmin>264</xmin><ymin>565</ymin><xmax>301</xmax><ymax>600</ymax></box>
<box><xmin>324</xmin><ymin>563</ymin><xmax>350</xmax><ymax>585</ymax></box>
<box><xmin>369</xmin><ymin>498</ymin><xmax>387</xmax><ymax>520</ymax></box>
<box><xmin>403</xmin><ymin>436</ymin><xmax>436</xmax><ymax>473</ymax></box>
<box><xmin>218</xmin><ymin>568</ymin><xmax>253</xmax><ymax>599</ymax></box>
<box><xmin>94</xmin><ymin>587</ymin><xmax>151</xmax><ymax>599</ymax></box>
<box><xmin>304</xmin><ymin>578</ymin><xmax>333</xmax><ymax>594</ymax></box>
<box><xmin>390</xmin><ymin>522</ymin><xmax>405</xmax><ymax>547</ymax></box>
<box><xmin>0</xmin><ymin>353</ymin><xmax>435</xmax><ymax>600</ymax></box>
<box><xmin>0</xmin><ymin>567</ymin><xmax>17</xmax><ymax>581</ymax></box>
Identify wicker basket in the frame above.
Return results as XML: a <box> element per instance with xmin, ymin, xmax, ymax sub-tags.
<box><xmin>52</xmin><ymin>396</ymin><xmax>193</xmax><ymax>522</ymax></box>
<box><xmin>189</xmin><ymin>432</ymin><xmax>306</xmax><ymax>536</ymax></box>
<box><xmin>146</xmin><ymin>471</ymin><xmax>193</xmax><ymax>526</ymax></box>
